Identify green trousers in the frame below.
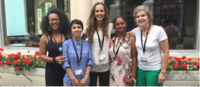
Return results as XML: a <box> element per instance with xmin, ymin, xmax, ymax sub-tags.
<box><xmin>136</xmin><ymin>67</ymin><xmax>163</xmax><ymax>86</ymax></box>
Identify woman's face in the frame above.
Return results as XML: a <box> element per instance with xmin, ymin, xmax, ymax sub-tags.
<box><xmin>135</xmin><ymin>10</ymin><xmax>150</xmax><ymax>27</ymax></box>
<box><xmin>115</xmin><ymin>17</ymin><xmax>127</xmax><ymax>33</ymax></box>
<box><xmin>95</xmin><ymin>4</ymin><xmax>105</xmax><ymax>21</ymax></box>
<box><xmin>49</xmin><ymin>13</ymin><xmax>60</xmax><ymax>30</ymax></box>
<box><xmin>71</xmin><ymin>23</ymin><xmax>82</xmax><ymax>37</ymax></box>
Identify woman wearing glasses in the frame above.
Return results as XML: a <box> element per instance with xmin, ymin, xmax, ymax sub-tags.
<box><xmin>39</xmin><ymin>9</ymin><xmax>71</xmax><ymax>86</ymax></box>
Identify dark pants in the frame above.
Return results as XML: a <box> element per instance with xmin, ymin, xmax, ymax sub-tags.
<box><xmin>89</xmin><ymin>70</ymin><xmax>110</xmax><ymax>86</ymax></box>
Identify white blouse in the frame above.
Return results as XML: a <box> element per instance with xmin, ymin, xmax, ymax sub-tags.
<box><xmin>82</xmin><ymin>23</ymin><xmax>114</xmax><ymax>72</ymax></box>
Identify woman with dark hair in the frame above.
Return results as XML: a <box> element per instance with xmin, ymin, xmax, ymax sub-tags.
<box><xmin>109</xmin><ymin>16</ymin><xmax>137</xmax><ymax>86</ymax></box>
<box><xmin>39</xmin><ymin>9</ymin><xmax>71</xmax><ymax>86</ymax></box>
<box><xmin>82</xmin><ymin>2</ymin><xmax>115</xmax><ymax>86</ymax></box>
<box><xmin>62</xmin><ymin>19</ymin><xmax>93</xmax><ymax>86</ymax></box>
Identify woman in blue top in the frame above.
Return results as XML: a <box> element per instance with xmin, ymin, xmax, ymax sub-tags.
<box><xmin>62</xmin><ymin>19</ymin><xmax>93</xmax><ymax>86</ymax></box>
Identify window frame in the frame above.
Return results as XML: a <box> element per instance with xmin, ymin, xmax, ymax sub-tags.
<box><xmin>103</xmin><ymin>0</ymin><xmax>199</xmax><ymax>56</ymax></box>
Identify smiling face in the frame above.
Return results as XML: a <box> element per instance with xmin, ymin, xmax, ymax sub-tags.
<box><xmin>115</xmin><ymin>17</ymin><xmax>127</xmax><ymax>33</ymax></box>
<box><xmin>71</xmin><ymin>23</ymin><xmax>82</xmax><ymax>38</ymax></box>
<box><xmin>95</xmin><ymin>4</ymin><xmax>105</xmax><ymax>21</ymax></box>
<box><xmin>49</xmin><ymin>13</ymin><xmax>60</xmax><ymax>30</ymax></box>
<box><xmin>135</xmin><ymin>10</ymin><xmax>150</xmax><ymax>27</ymax></box>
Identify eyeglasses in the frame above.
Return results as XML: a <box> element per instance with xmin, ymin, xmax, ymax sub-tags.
<box><xmin>49</xmin><ymin>18</ymin><xmax>60</xmax><ymax>22</ymax></box>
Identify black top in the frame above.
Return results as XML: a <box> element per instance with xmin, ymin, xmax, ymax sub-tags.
<box><xmin>45</xmin><ymin>33</ymin><xmax>68</xmax><ymax>86</ymax></box>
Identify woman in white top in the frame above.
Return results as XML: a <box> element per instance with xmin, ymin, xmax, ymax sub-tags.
<box><xmin>131</xmin><ymin>5</ymin><xmax>169</xmax><ymax>86</ymax></box>
<box><xmin>82</xmin><ymin>2</ymin><xmax>114</xmax><ymax>86</ymax></box>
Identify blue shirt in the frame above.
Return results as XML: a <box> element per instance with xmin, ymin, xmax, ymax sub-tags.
<box><xmin>62</xmin><ymin>37</ymin><xmax>93</xmax><ymax>86</ymax></box>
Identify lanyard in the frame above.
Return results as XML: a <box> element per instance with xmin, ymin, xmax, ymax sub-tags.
<box><xmin>113</xmin><ymin>33</ymin><xmax>126</xmax><ymax>58</ymax></box>
<box><xmin>71</xmin><ymin>38</ymin><xmax>83</xmax><ymax>67</ymax></box>
<box><xmin>96</xmin><ymin>28</ymin><xmax>104</xmax><ymax>51</ymax></box>
<box><xmin>141</xmin><ymin>24</ymin><xmax>151</xmax><ymax>54</ymax></box>
<box><xmin>52</xmin><ymin>34</ymin><xmax>62</xmax><ymax>47</ymax></box>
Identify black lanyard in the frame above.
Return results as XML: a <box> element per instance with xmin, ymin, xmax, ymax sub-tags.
<box><xmin>96</xmin><ymin>28</ymin><xmax>104</xmax><ymax>51</ymax></box>
<box><xmin>113</xmin><ymin>33</ymin><xmax>126</xmax><ymax>58</ymax></box>
<box><xmin>71</xmin><ymin>38</ymin><xmax>83</xmax><ymax>67</ymax></box>
<box><xmin>141</xmin><ymin>24</ymin><xmax>151</xmax><ymax>54</ymax></box>
<box><xmin>52</xmin><ymin>34</ymin><xmax>62</xmax><ymax>47</ymax></box>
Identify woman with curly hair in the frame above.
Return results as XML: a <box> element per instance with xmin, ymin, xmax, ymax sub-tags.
<box><xmin>82</xmin><ymin>2</ymin><xmax>115</xmax><ymax>86</ymax></box>
<box><xmin>39</xmin><ymin>9</ymin><xmax>71</xmax><ymax>86</ymax></box>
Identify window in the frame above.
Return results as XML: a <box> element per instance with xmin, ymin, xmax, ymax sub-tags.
<box><xmin>105</xmin><ymin>0</ymin><xmax>199</xmax><ymax>50</ymax></box>
<box><xmin>0</xmin><ymin>0</ymin><xmax>70</xmax><ymax>47</ymax></box>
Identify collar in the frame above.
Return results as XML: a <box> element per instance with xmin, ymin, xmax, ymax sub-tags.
<box><xmin>72</xmin><ymin>37</ymin><xmax>82</xmax><ymax>45</ymax></box>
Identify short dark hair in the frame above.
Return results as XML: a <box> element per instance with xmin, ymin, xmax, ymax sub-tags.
<box><xmin>112</xmin><ymin>16</ymin><xmax>127</xmax><ymax>29</ymax></box>
<box><xmin>70</xmin><ymin>19</ymin><xmax>84</xmax><ymax>30</ymax></box>
<box><xmin>41</xmin><ymin>9</ymin><xmax>70</xmax><ymax>34</ymax></box>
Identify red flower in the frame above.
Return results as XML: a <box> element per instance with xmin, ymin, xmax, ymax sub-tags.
<box><xmin>26</xmin><ymin>60</ymin><xmax>31</xmax><ymax>65</ymax></box>
<box><xmin>194</xmin><ymin>62</ymin><xmax>199</xmax><ymax>67</ymax></box>
<box><xmin>173</xmin><ymin>63</ymin><xmax>179</xmax><ymax>68</ymax></box>
<box><xmin>109</xmin><ymin>43</ymin><xmax>113</xmax><ymax>49</ymax></box>
<box><xmin>182</xmin><ymin>56</ymin><xmax>187</xmax><ymax>59</ymax></box>
<box><xmin>123</xmin><ymin>75</ymin><xmax>127</xmax><ymax>83</ymax></box>
<box><xmin>5</xmin><ymin>60</ymin><xmax>10</xmax><ymax>65</ymax></box>
<box><xmin>198</xmin><ymin>58</ymin><xmax>200</xmax><ymax>61</ymax></box>
<box><xmin>13</xmin><ymin>60</ymin><xmax>19</xmax><ymax>65</ymax></box>
<box><xmin>32</xmin><ymin>57</ymin><xmax>35</xmax><ymax>60</ymax></box>
<box><xmin>17</xmin><ymin>52</ymin><xmax>21</xmax><ymax>55</ymax></box>
<box><xmin>8</xmin><ymin>54</ymin><xmax>12</xmax><ymax>58</ymax></box>
<box><xmin>109</xmin><ymin>55</ymin><xmax>112</xmax><ymax>63</ymax></box>
<box><xmin>0</xmin><ymin>48</ymin><xmax>4</xmax><ymax>51</ymax></box>
<box><xmin>0</xmin><ymin>53</ymin><xmax>2</xmax><ymax>57</ymax></box>
<box><xmin>168</xmin><ymin>62</ymin><xmax>169</xmax><ymax>65</ymax></box>
<box><xmin>35</xmin><ymin>51</ymin><xmax>40</xmax><ymax>55</ymax></box>
<box><xmin>15</xmin><ymin>67</ymin><xmax>20</xmax><ymax>71</ymax></box>
<box><xmin>117</xmin><ymin>57</ymin><xmax>122</xmax><ymax>65</ymax></box>
<box><xmin>176</xmin><ymin>58</ymin><xmax>182</xmax><ymax>63</ymax></box>
<box><xmin>174</xmin><ymin>57</ymin><xmax>178</xmax><ymax>60</ymax></box>
<box><xmin>27</xmin><ymin>50</ymin><xmax>30</xmax><ymax>53</ymax></box>
<box><xmin>187</xmin><ymin>58</ymin><xmax>192</xmax><ymax>62</ymax></box>
<box><xmin>13</xmin><ymin>54</ymin><xmax>20</xmax><ymax>58</ymax></box>
<box><xmin>38</xmin><ymin>57</ymin><xmax>40</xmax><ymax>59</ymax></box>
<box><xmin>169</xmin><ymin>56</ymin><xmax>173</xmax><ymax>60</ymax></box>
<box><xmin>182</xmin><ymin>63</ymin><xmax>187</xmax><ymax>68</ymax></box>
<box><xmin>0</xmin><ymin>61</ymin><xmax>3</xmax><ymax>66</ymax></box>
<box><xmin>22</xmin><ymin>58</ymin><xmax>27</xmax><ymax>63</ymax></box>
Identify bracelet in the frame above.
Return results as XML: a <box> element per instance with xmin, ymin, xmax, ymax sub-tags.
<box><xmin>53</xmin><ymin>57</ymin><xmax>56</xmax><ymax>64</ymax></box>
<box><xmin>131</xmin><ymin>78</ymin><xmax>136</xmax><ymax>82</ymax></box>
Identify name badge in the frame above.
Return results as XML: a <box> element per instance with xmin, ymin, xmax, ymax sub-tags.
<box><xmin>140</xmin><ymin>56</ymin><xmax>147</xmax><ymax>62</ymax></box>
<box><xmin>114</xmin><ymin>60</ymin><xmax>118</xmax><ymax>66</ymax></box>
<box><xmin>99</xmin><ymin>55</ymin><xmax>105</xmax><ymax>60</ymax></box>
<box><xmin>75</xmin><ymin>69</ymin><xmax>82</xmax><ymax>75</ymax></box>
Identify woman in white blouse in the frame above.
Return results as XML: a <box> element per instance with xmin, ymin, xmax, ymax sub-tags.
<box><xmin>131</xmin><ymin>5</ymin><xmax>169</xmax><ymax>86</ymax></box>
<box><xmin>82</xmin><ymin>2</ymin><xmax>114</xmax><ymax>86</ymax></box>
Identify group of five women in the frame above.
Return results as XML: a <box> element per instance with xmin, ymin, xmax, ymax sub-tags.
<box><xmin>39</xmin><ymin>2</ymin><xmax>169</xmax><ymax>86</ymax></box>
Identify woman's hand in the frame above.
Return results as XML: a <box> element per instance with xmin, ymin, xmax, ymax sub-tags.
<box><xmin>157</xmin><ymin>72</ymin><xmax>165</xmax><ymax>84</ymax></box>
<box><xmin>125</xmin><ymin>79</ymin><xmax>135</xmax><ymax>86</ymax></box>
<box><xmin>71</xmin><ymin>77</ymin><xmax>80</xmax><ymax>86</ymax></box>
<box><xmin>79</xmin><ymin>77</ymin><xmax>88</xmax><ymax>86</ymax></box>
<box><xmin>55</xmin><ymin>56</ymin><xmax>66</xmax><ymax>64</ymax></box>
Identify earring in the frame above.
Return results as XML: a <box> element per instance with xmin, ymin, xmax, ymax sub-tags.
<box><xmin>60</xmin><ymin>26</ymin><xmax>62</xmax><ymax>30</ymax></box>
<box><xmin>49</xmin><ymin>27</ymin><xmax>51</xmax><ymax>31</ymax></box>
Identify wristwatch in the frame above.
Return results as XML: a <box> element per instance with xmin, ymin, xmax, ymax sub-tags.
<box><xmin>131</xmin><ymin>78</ymin><xmax>136</xmax><ymax>82</ymax></box>
<box><xmin>161</xmin><ymin>71</ymin><xmax>166</xmax><ymax>75</ymax></box>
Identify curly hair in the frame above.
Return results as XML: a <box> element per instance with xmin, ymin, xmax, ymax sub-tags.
<box><xmin>86</xmin><ymin>2</ymin><xmax>110</xmax><ymax>44</ymax></box>
<box><xmin>41</xmin><ymin>9</ymin><xmax>70</xmax><ymax>35</ymax></box>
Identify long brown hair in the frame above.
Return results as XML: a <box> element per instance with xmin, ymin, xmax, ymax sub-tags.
<box><xmin>86</xmin><ymin>2</ymin><xmax>109</xmax><ymax>44</ymax></box>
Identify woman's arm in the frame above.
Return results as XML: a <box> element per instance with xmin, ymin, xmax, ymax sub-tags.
<box><xmin>158</xmin><ymin>39</ymin><xmax>169</xmax><ymax>84</ymax></box>
<box><xmin>40</xmin><ymin>35</ymin><xmax>66</xmax><ymax>64</ymax></box>
<box><xmin>39</xmin><ymin>35</ymin><xmax>53</xmax><ymax>63</ymax></box>
<box><xmin>65</xmin><ymin>67</ymin><xmax>80</xmax><ymax>86</ymax></box>
<box><xmin>126</xmin><ymin>35</ymin><xmax>137</xmax><ymax>86</ymax></box>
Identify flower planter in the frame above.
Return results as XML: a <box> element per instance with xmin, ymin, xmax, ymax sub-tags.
<box><xmin>166</xmin><ymin>71</ymin><xmax>199</xmax><ymax>81</ymax></box>
<box><xmin>0</xmin><ymin>65</ymin><xmax>45</xmax><ymax>77</ymax></box>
